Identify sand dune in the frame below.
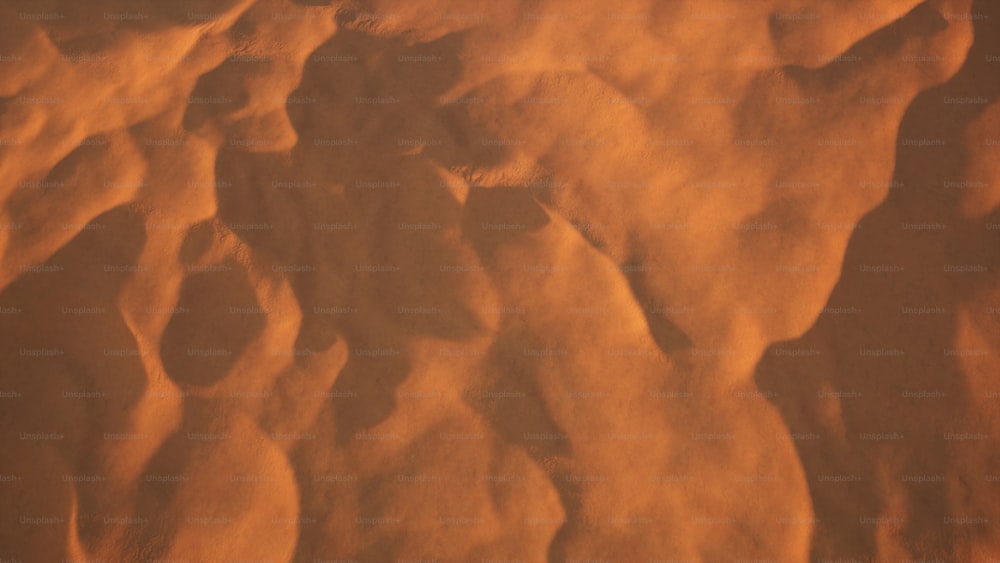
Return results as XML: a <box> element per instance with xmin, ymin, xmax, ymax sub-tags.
<box><xmin>1</xmin><ymin>0</ymin><xmax>998</xmax><ymax>561</ymax></box>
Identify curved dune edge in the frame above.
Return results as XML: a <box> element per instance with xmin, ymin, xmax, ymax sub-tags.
<box><xmin>0</xmin><ymin>0</ymin><xmax>997</xmax><ymax>561</ymax></box>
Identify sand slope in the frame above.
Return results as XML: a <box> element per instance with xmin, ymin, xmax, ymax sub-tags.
<box><xmin>0</xmin><ymin>0</ymin><xmax>998</xmax><ymax>561</ymax></box>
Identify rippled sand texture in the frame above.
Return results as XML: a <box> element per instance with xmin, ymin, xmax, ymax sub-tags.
<box><xmin>1</xmin><ymin>0</ymin><xmax>999</xmax><ymax>561</ymax></box>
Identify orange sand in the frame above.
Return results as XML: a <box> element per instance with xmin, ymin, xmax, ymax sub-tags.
<box><xmin>1</xmin><ymin>0</ymin><xmax>999</xmax><ymax>561</ymax></box>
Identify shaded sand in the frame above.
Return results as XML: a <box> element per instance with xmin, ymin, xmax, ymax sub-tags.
<box><xmin>0</xmin><ymin>0</ymin><xmax>998</xmax><ymax>561</ymax></box>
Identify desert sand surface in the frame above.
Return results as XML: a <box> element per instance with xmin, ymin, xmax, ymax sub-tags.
<box><xmin>0</xmin><ymin>0</ymin><xmax>998</xmax><ymax>561</ymax></box>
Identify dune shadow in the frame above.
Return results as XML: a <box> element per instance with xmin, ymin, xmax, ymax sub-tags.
<box><xmin>755</xmin><ymin>0</ymin><xmax>1000</xmax><ymax>558</ymax></box>
<box><xmin>0</xmin><ymin>204</ymin><xmax>149</xmax><ymax>555</ymax></box>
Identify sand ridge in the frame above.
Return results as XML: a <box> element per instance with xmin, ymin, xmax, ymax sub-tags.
<box><xmin>0</xmin><ymin>0</ymin><xmax>998</xmax><ymax>561</ymax></box>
